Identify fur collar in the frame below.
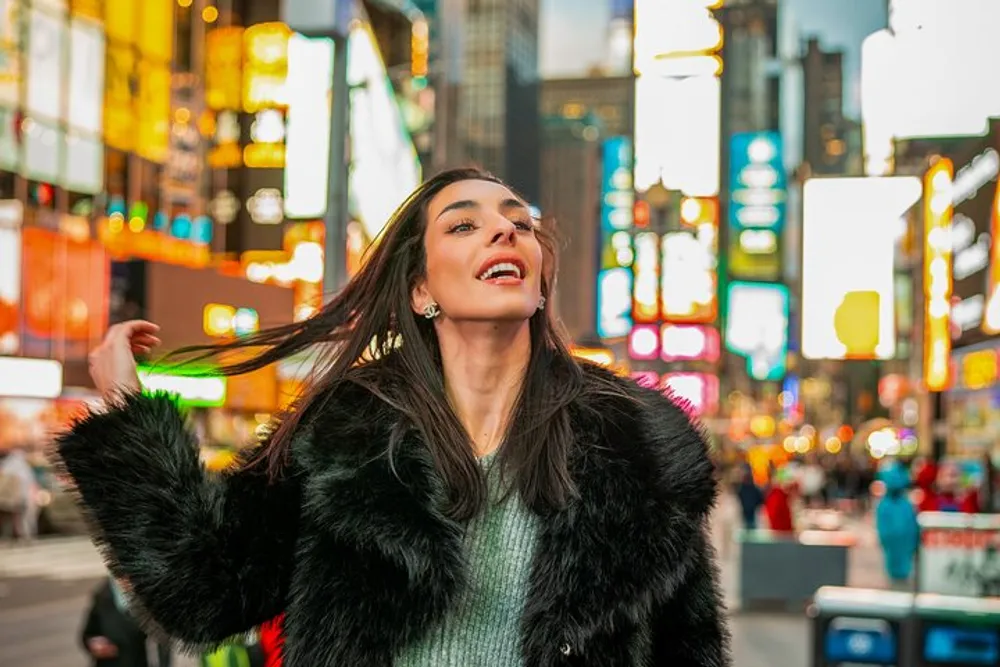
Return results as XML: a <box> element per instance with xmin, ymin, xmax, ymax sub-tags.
<box><xmin>282</xmin><ymin>364</ymin><xmax>718</xmax><ymax>665</ymax></box>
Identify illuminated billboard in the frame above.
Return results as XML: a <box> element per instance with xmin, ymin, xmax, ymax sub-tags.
<box><xmin>661</xmin><ymin>196</ymin><xmax>718</xmax><ymax>323</ymax></box>
<box><xmin>728</xmin><ymin>131</ymin><xmax>786</xmax><ymax>280</ymax></box>
<box><xmin>725</xmin><ymin>282</ymin><xmax>789</xmax><ymax>381</ymax></box>
<box><xmin>348</xmin><ymin>22</ymin><xmax>422</xmax><ymax>241</ymax></box>
<box><xmin>802</xmin><ymin>177</ymin><xmax>921</xmax><ymax>360</ymax></box>
<box><xmin>597</xmin><ymin>137</ymin><xmax>634</xmax><ymax>340</ymax></box>
<box><xmin>284</xmin><ymin>34</ymin><xmax>334</xmax><ymax>219</ymax></box>
<box><xmin>942</xmin><ymin>134</ymin><xmax>1000</xmax><ymax>346</ymax></box>
<box><xmin>923</xmin><ymin>159</ymin><xmax>954</xmax><ymax>391</ymax></box>
<box><xmin>633</xmin><ymin>0</ymin><xmax>722</xmax><ymax>197</ymax></box>
<box><xmin>0</xmin><ymin>200</ymin><xmax>21</xmax><ymax>355</ymax></box>
<box><xmin>861</xmin><ymin>0</ymin><xmax>1000</xmax><ymax>168</ymax></box>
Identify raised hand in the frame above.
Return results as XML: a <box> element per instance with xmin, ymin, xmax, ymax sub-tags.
<box><xmin>88</xmin><ymin>320</ymin><xmax>161</xmax><ymax>400</ymax></box>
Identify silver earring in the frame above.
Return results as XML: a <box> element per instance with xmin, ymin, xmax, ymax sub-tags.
<box><xmin>423</xmin><ymin>302</ymin><xmax>440</xmax><ymax>319</ymax></box>
<box><xmin>537</xmin><ymin>296</ymin><xmax>546</xmax><ymax>311</ymax></box>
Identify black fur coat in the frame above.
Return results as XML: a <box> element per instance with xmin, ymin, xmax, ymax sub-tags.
<box><xmin>54</xmin><ymin>365</ymin><xmax>730</xmax><ymax>666</ymax></box>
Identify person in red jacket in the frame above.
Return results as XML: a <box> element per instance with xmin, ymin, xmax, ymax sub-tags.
<box><xmin>764</xmin><ymin>467</ymin><xmax>796</xmax><ymax>534</ymax></box>
<box><xmin>258</xmin><ymin>615</ymin><xmax>284</xmax><ymax>667</ymax></box>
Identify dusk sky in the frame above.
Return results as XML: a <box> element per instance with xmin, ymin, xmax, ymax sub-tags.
<box><xmin>540</xmin><ymin>0</ymin><xmax>888</xmax><ymax>115</ymax></box>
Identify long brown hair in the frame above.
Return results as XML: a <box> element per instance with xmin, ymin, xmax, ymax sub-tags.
<box><xmin>171</xmin><ymin>167</ymin><xmax>609</xmax><ymax>520</ymax></box>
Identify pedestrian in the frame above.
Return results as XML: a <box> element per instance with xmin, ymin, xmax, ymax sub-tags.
<box><xmin>80</xmin><ymin>576</ymin><xmax>172</xmax><ymax>667</ymax></box>
<box><xmin>0</xmin><ymin>448</ymin><xmax>40</xmax><ymax>542</ymax></box>
<box><xmin>54</xmin><ymin>168</ymin><xmax>730</xmax><ymax>666</ymax></box>
<box><xmin>874</xmin><ymin>460</ymin><xmax>919</xmax><ymax>586</ymax></box>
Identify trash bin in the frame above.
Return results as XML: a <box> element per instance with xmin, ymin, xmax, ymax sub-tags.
<box><xmin>809</xmin><ymin>586</ymin><xmax>915</xmax><ymax>666</ymax></box>
<box><xmin>912</xmin><ymin>593</ymin><xmax>1000</xmax><ymax>666</ymax></box>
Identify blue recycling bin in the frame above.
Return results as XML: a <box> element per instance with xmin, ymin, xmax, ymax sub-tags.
<box><xmin>913</xmin><ymin>594</ymin><xmax>1000</xmax><ymax>666</ymax></box>
<box><xmin>809</xmin><ymin>586</ymin><xmax>915</xmax><ymax>666</ymax></box>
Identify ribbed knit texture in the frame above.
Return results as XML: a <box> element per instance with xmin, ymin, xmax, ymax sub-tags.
<box><xmin>394</xmin><ymin>453</ymin><xmax>540</xmax><ymax>666</ymax></box>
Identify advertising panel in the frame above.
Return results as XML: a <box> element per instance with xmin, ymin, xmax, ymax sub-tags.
<box><xmin>0</xmin><ymin>107</ymin><xmax>16</xmax><ymax>171</ymax></box>
<box><xmin>348</xmin><ymin>22</ymin><xmax>421</xmax><ymax>241</ymax></box>
<box><xmin>284</xmin><ymin>34</ymin><xmax>334</xmax><ymax>219</ymax></box>
<box><xmin>945</xmin><ymin>133</ymin><xmax>1000</xmax><ymax>346</ymax></box>
<box><xmin>0</xmin><ymin>199</ymin><xmax>21</xmax><ymax>355</ymax></box>
<box><xmin>0</xmin><ymin>0</ymin><xmax>20</xmax><ymax>108</ymax></box>
<box><xmin>661</xmin><ymin>196</ymin><xmax>718</xmax><ymax>323</ymax></box>
<box><xmin>104</xmin><ymin>39</ymin><xmax>135</xmax><ymax>151</ymax></box>
<box><xmin>633</xmin><ymin>0</ymin><xmax>722</xmax><ymax>197</ymax></box>
<box><xmin>205</xmin><ymin>27</ymin><xmax>244</xmax><ymax>112</ymax></box>
<box><xmin>20</xmin><ymin>225</ymin><xmax>110</xmax><ymax>361</ymax></box>
<box><xmin>65</xmin><ymin>17</ymin><xmax>104</xmax><ymax>193</ymax></box>
<box><xmin>728</xmin><ymin>131</ymin><xmax>786</xmax><ymax>281</ymax></box>
<box><xmin>725</xmin><ymin>281</ymin><xmax>789</xmax><ymax>382</ymax></box>
<box><xmin>597</xmin><ymin>137</ymin><xmax>633</xmax><ymax>340</ymax></box>
<box><xmin>802</xmin><ymin>177</ymin><xmax>921</xmax><ymax>360</ymax></box>
<box><xmin>924</xmin><ymin>160</ymin><xmax>955</xmax><ymax>390</ymax></box>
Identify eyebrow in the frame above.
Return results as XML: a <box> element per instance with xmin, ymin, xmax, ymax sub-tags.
<box><xmin>435</xmin><ymin>198</ymin><xmax>527</xmax><ymax>221</ymax></box>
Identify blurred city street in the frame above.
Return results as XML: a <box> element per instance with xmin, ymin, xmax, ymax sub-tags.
<box><xmin>0</xmin><ymin>513</ymin><xmax>887</xmax><ymax>667</ymax></box>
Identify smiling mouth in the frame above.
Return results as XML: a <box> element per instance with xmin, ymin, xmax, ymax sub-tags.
<box><xmin>477</xmin><ymin>261</ymin><xmax>525</xmax><ymax>281</ymax></box>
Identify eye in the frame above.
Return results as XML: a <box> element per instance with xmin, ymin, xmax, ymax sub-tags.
<box><xmin>447</xmin><ymin>219</ymin><xmax>477</xmax><ymax>234</ymax></box>
<box><xmin>512</xmin><ymin>219</ymin><xmax>534</xmax><ymax>231</ymax></box>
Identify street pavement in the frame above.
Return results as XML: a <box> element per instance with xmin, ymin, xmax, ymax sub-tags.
<box><xmin>0</xmin><ymin>515</ymin><xmax>888</xmax><ymax>667</ymax></box>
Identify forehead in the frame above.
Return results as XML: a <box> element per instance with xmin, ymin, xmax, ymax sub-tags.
<box><xmin>427</xmin><ymin>179</ymin><xmax>523</xmax><ymax>219</ymax></box>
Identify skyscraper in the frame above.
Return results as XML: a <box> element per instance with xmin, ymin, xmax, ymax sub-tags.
<box><xmin>434</xmin><ymin>0</ymin><xmax>541</xmax><ymax>203</ymax></box>
<box><xmin>606</xmin><ymin>0</ymin><xmax>633</xmax><ymax>75</ymax></box>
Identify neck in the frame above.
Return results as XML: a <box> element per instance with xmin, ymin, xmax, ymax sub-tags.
<box><xmin>437</xmin><ymin>320</ymin><xmax>532</xmax><ymax>457</ymax></box>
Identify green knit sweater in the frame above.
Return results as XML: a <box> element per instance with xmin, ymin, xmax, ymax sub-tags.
<box><xmin>394</xmin><ymin>453</ymin><xmax>540</xmax><ymax>666</ymax></box>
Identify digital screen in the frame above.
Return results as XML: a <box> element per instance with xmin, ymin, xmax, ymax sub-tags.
<box><xmin>824</xmin><ymin>618</ymin><xmax>897</xmax><ymax>664</ymax></box>
<box><xmin>924</xmin><ymin>625</ymin><xmax>999</xmax><ymax>665</ymax></box>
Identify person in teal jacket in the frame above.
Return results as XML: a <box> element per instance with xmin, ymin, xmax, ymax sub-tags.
<box><xmin>875</xmin><ymin>460</ymin><xmax>920</xmax><ymax>584</ymax></box>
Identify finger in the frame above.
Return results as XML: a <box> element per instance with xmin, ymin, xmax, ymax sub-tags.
<box><xmin>115</xmin><ymin>320</ymin><xmax>161</xmax><ymax>339</ymax></box>
<box><xmin>131</xmin><ymin>336</ymin><xmax>161</xmax><ymax>347</ymax></box>
<box><xmin>130</xmin><ymin>345</ymin><xmax>151</xmax><ymax>355</ymax></box>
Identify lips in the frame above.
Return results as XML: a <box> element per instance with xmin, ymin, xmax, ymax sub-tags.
<box><xmin>476</xmin><ymin>256</ymin><xmax>526</xmax><ymax>281</ymax></box>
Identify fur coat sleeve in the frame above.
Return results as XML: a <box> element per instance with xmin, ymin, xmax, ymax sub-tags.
<box><xmin>52</xmin><ymin>392</ymin><xmax>302</xmax><ymax>648</ymax></box>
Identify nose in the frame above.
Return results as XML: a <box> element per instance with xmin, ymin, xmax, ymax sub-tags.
<box><xmin>488</xmin><ymin>216</ymin><xmax>517</xmax><ymax>246</ymax></box>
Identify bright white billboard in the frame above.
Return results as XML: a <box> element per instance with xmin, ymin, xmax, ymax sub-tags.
<box><xmin>284</xmin><ymin>34</ymin><xmax>334</xmax><ymax>219</ymax></box>
<box><xmin>862</xmin><ymin>0</ymin><xmax>1000</xmax><ymax>145</ymax></box>
<box><xmin>348</xmin><ymin>23</ymin><xmax>421</xmax><ymax>241</ymax></box>
<box><xmin>801</xmin><ymin>177</ymin><xmax>921</xmax><ymax>360</ymax></box>
<box><xmin>65</xmin><ymin>18</ymin><xmax>105</xmax><ymax>193</ymax></box>
<box><xmin>634</xmin><ymin>75</ymin><xmax>721</xmax><ymax>196</ymax></box>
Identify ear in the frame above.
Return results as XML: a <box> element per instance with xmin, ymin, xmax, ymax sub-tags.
<box><xmin>410</xmin><ymin>278</ymin><xmax>433</xmax><ymax>316</ymax></box>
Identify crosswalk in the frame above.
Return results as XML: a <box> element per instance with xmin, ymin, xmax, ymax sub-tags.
<box><xmin>0</xmin><ymin>536</ymin><xmax>108</xmax><ymax>581</ymax></box>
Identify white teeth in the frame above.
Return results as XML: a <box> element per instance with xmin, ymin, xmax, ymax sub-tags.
<box><xmin>478</xmin><ymin>262</ymin><xmax>522</xmax><ymax>280</ymax></box>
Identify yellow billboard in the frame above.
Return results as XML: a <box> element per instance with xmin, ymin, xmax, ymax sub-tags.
<box><xmin>206</xmin><ymin>27</ymin><xmax>244</xmax><ymax>111</ymax></box>
<box><xmin>923</xmin><ymin>158</ymin><xmax>955</xmax><ymax>392</ymax></box>
<box><xmin>103</xmin><ymin>41</ymin><xmax>135</xmax><ymax>151</ymax></box>
<box><xmin>243</xmin><ymin>22</ymin><xmax>291</xmax><ymax>113</ymax></box>
<box><xmin>135</xmin><ymin>60</ymin><xmax>171</xmax><ymax>162</ymax></box>
<box><xmin>138</xmin><ymin>0</ymin><xmax>173</xmax><ymax>62</ymax></box>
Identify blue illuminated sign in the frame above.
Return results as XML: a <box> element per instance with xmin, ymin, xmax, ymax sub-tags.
<box><xmin>924</xmin><ymin>625</ymin><xmax>999</xmax><ymax>664</ymax></box>
<box><xmin>724</xmin><ymin>281</ymin><xmax>789</xmax><ymax>381</ymax></box>
<box><xmin>824</xmin><ymin>622</ymin><xmax>897</xmax><ymax>664</ymax></box>
<box><xmin>728</xmin><ymin>131</ymin><xmax>786</xmax><ymax>232</ymax></box>
<box><xmin>597</xmin><ymin>267</ymin><xmax>633</xmax><ymax>339</ymax></box>
<box><xmin>597</xmin><ymin>137</ymin><xmax>634</xmax><ymax>341</ymax></box>
<box><xmin>600</xmin><ymin>137</ymin><xmax>634</xmax><ymax>233</ymax></box>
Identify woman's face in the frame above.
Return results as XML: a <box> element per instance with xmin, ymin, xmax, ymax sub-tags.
<box><xmin>413</xmin><ymin>179</ymin><xmax>544</xmax><ymax>323</ymax></box>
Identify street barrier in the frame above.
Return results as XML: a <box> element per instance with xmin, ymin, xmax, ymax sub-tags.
<box><xmin>809</xmin><ymin>586</ymin><xmax>914</xmax><ymax>666</ymax></box>
<box><xmin>740</xmin><ymin>529</ymin><xmax>853</xmax><ymax>611</ymax></box>
<box><xmin>912</xmin><ymin>594</ymin><xmax>1000</xmax><ymax>666</ymax></box>
<box><xmin>916</xmin><ymin>512</ymin><xmax>1000</xmax><ymax>597</ymax></box>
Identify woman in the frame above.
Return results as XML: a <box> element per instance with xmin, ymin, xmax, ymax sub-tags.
<box><xmin>54</xmin><ymin>169</ymin><xmax>729</xmax><ymax>666</ymax></box>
